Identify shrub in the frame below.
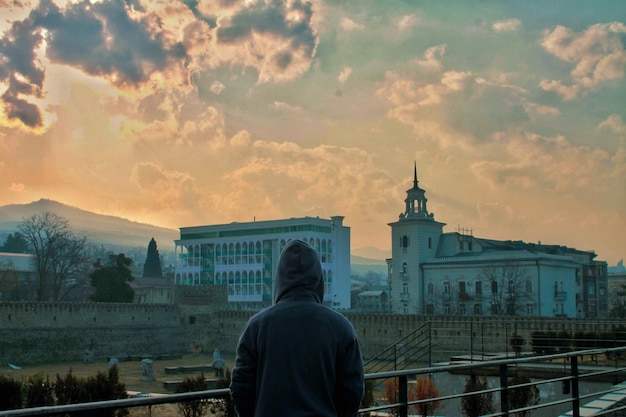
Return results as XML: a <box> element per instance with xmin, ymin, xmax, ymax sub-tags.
<box><xmin>83</xmin><ymin>366</ymin><xmax>128</xmax><ymax>417</ymax></box>
<box><xmin>210</xmin><ymin>368</ymin><xmax>235</xmax><ymax>417</ymax></box>
<box><xmin>415</xmin><ymin>377</ymin><xmax>444</xmax><ymax>417</ymax></box>
<box><xmin>461</xmin><ymin>375</ymin><xmax>494</xmax><ymax>417</ymax></box>
<box><xmin>22</xmin><ymin>371</ymin><xmax>54</xmax><ymax>408</ymax></box>
<box><xmin>508</xmin><ymin>376</ymin><xmax>539</xmax><ymax>417</ymax></box>
<box><xmin>0</xmin><ymin>374</ymin><xmax>22</xmax><ymax>410</ymax></box>
<box><xmin>176</xmin><ymin>373</ymin><xmax>209</xmax><ymax>417</ymax></box>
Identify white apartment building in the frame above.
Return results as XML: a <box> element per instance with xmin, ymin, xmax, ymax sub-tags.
<box><xmin>174</xmin><ymin>216</ymin><xmax>351</xmax><ymax>310</ymax></box>
<box><xmin>387</xmin><ymin>165</ymin><xmax>608</xmax><ymax>318</ymax></box>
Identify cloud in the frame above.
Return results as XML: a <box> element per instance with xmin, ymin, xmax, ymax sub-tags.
<box><xmin>215</xmin><ymin>0</ymin><xmax>319</xmax><ymax>84</ymax></box>
<box><xmin>539</xmin><ymin>79</ymin><xmax>580</xmax><ymax>101</ymax></box>
<box><xmin>540</xmin><ymin>22</ymin><xmax>626</xmax><ymax>97</ymax></box>
<box><xmin>339</xmin><ymin>17</ymin><xmax>364</xmax><ymax>31</ymax></box>
<box><xmin>9</xmin><ymin>182</ymin><xmax>25</xmax><ymax>192</ymax></box>
<box><xmin>416</xmin><ymin>44</ymin><xmax>446</xmax><ymax>72</ymax></box>
<box><xmin>0</xmin><ymin>0</ymin><xmax>321</xmax><ymax>130</ymax></box>
<box><xmin>338</xmin><ymin>67</ymin><xmax>352</xmax><ymax>84</ymax></box>
<box><xmin>397</xmin><ymin>14</ymin><xmax>418</xmax><ymax>31</ymax></box>
<box><xmin>210</xmin><ymin>81</ymin><xmax>226</xmax><ymax>95</ymax></box>
<box><xmin>492</xmin><ymin>18</ymin><xmax>522</xmax><ymax>33</ymax></box>
<box><xmin>597</xmin><ymin>114</ymin><xmax>626</xmax><ymax>133</ymax></box>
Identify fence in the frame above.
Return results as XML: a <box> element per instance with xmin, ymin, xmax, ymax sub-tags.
<box><xmin>2</xmin><ymin>346</ymin><xmax>625</xmax><ymax>417</ymax></box>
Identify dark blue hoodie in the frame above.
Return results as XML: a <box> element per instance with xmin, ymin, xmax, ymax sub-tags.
<box><xmin>230</xmin><ymin>240</ymin><xmax>364</xmax><ymax>417</ymax></box>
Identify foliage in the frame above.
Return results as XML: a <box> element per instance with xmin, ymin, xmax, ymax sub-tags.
<box><xmin>22</xmin><ymin>371</ymin><xmax>54</xmax><ymax>408</ymax></box>
<box><xmin>508</xmin><ymin>376</ymin><xmax>539</xmax><ymax>417</ymax></box>
<box><xmin>415</xmin><ymin>377</ymin><xmax>444</xmax><ymax>417</ymax></box>
<box><xmin>142</xmin><ymin>238</ymin><xmax>163</xmax><ymax>278</ymax></box>
<box><xmin>210</xmin><ymin>367</ymin><xmax>235</xmax><ymax>417</ymax></box>
<box><xmin>90</xmin><ymin>254</ymin><xmax>135</xmax><ymax>302</ymax></box>
<box><xmin>17</xmin><ymin>212</ymin><xmax>90</xmax><ymax>301</ymax></box>
<box><xmin>531</xmin><ymin>330</ymin><xmax>571</xmax><ymax>355</ymax></box>
<box><xmin>176</xmin><ymin>373</ymin><xmax>210</xmax><ymax>417</ymax></box>
<box><xmin>55</xmin><ymin>369</ymin><xmax>89</xmax><ymax>406</ymax></box>
<box><xmin>0</xmin><ymin>374</ymin><xmax>22</xmax><ymax>410</ymax></box>
<box><xmin>83</xmin><ymin>366</ymin><xmax>128</xmax><ymax>417</ymax></box>
<box><xmin>460</xmin><ymin>375</ymin><xmax>494</xmax><ymax>417</ymax></box>
<box><xmin>383</xmin><ymin>377</ymin><xmax>420</xmax><ymax>417</ymax></box>
<box><xmin>510</xmin><ymin>334</ymin><xmax>525</xmax><ymax>357</ymax></box>
<box><xmin>0</xmin><ymin>232</ymin><xmax>30</xmax><ymax>253</ymax></box>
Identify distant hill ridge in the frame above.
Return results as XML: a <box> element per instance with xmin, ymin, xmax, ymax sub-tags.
<box><xmin>0</xmin><ymin>199</ymin><xmax>179</xmax><ymax>251</ymax></box>
<box><xmin>0</xmin><ymin>199</ymin><xmax>389</xmax><ymax>266</ymax></box>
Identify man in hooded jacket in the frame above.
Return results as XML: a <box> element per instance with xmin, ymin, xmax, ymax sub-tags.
<box><xmin>230</xmin><ymin>239</ymin><xmax>364</xmax><ymax>417</ymax></box>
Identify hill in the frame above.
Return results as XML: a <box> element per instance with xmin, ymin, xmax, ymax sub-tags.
<box><xmin>0</xmin><ymin>199</ymin><xmax>179</xmax><ymax>253</ymax></box>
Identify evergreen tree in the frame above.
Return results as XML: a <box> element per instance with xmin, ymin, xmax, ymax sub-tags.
<box><xmin>142</xmin><ymin>238</ymin><xmax>162</xmax><ymax>278</ymax></box>
<box><xmin>90</xmin><ymin>254</ymin><xmax>135</xmax><ymax>303</ymax></box>
<box><xmin>0</xmin><ymin>232</ymin><xmax>30</xmax><ymax>253</ymax></box>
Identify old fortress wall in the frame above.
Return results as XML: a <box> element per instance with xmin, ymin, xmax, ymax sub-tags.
<box><xmin>1</xmin><ymin>301</ymin><xmax>624</xmax><ymax>365</ymax></box>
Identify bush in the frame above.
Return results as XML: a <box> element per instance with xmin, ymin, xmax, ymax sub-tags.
<box><xmin>83</xmin><ymin>366</ymin><xmax>128</xmax><ymax>417</ymax></box>
<box><xmin>508</xmin><ymin>376</ymin><xmax>539</xmax><ymax>417</ymax></box>
<box><xmin>22</xmin><ymin>371</ymin><xmax>54</xmax><ymax>408</ymax></box>
<box><xmin>176</xmin><ymin>373</ymin><xmax>209</xmax><ymax>417</ymax></box>
<box><xmin>461</xmin><ymin>375</ymin><xmax>494</xmax><ymax>417</ymax></box>
<box><xmin>211</xmin><ymin>368</ymin><xmax>235</xmax><ymax>417</ymax></box>
<box><xmin>55</xmin><ymin>369</ymin><xmax>89</xmax><ymax>406</ymax></box>
<box><xmin>0</xmin><ymin>374</ymin><xmax>22</xmax><ymax>410</ymax></box>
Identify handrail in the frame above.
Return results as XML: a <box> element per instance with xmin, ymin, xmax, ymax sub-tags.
<box><xmin>1</xmin><ymin>346</ymin><xmax>625</xmax><ymax>417</ymax></box>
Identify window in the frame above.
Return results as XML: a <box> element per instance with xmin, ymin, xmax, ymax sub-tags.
<box><xmin>402</xmin><ymin>283</ymin><xmax>409</xmax><ymax>294</ymax></box>
<box><xmin>427</xmin><ymin>282</ymin><xmax>434</xmax><ymax>295</ymax></box>
<box><xmin>402</xmin><ymin>262</ymin><xmax>408</xmax><ymax>277</ymax></box>
<box><xmin>459</xmin><ymin>304</ymin><xmax>466</xmax><ymax>315</ymax></box>
<box><xmin>525</xmin><ymin>280</ymin><xmax>532</xmax><ymax>294</ymax></box>
<box><xmin>401</xmin><ymin>235</ymin><xmax>409</xmax><ymax>248</ymax></box>
<box><xmin>475</xmin><ymin>281</ymin><xmax>482</xmax><ymax>295</ymax></box>
<box><xmin>526</xmin><ymin>303</ymin><xmax>534</xmax><ymax>315</ymax></box>
<box><xmin>474</xmin><ymin>304</ymin><xmax>482</xmax><ymax>315</ymax></box>
<box><xmin>428</xmin><ymin>237</ymin><xmax>432</xmax><ymax>249</ymax></box>
<box><xmin>491</xmin><ymin>281</ymin><xmax>498</xmax><ymax>294</ymax></box>
<box><xmin>444</xmin><ymin>281</ymin><xmax>450</xmax><ymax>294</ymax></box>
<box><xmin>426</xmin><ymin>304</ymin><xmax>434</xmax><ymax>314</ymax></box>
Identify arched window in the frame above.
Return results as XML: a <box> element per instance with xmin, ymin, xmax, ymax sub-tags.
<box><xmin>401</xmin><ymin>235</ymin><xmax>409</xmax><ymax>248</ymax></box>
<box><xmin>525</xmin><ymin>280</ymin><xmax>532</xmax><ymax>294</ymax></box>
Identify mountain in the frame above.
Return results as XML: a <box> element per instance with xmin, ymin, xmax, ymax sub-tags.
<box><xmin>0</xmin><ymin>199</ymin><xmax>179</xmax><ymax>252</ymax></box>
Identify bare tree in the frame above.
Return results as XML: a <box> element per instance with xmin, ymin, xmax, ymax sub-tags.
<box><xmin>481</xmin><ymin>262</ymin><xmax>531</xmax><ymax>316</ymax></box>
<box><xmin>17</xmin><ymin>212</ymin><xmax>90</xmax><ymax>301</ymax></box>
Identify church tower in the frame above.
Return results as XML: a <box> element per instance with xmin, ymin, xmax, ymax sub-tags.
<box><xmin>388</xmin><ymin>163</ymin><xmax>445</xmax><ymax>314</ymax></box>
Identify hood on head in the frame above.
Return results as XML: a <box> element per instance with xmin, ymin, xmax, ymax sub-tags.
<box><xmin>273</xmin><ymin>240</ymin><xmax>324</xmax><ymax>304</ymax></box>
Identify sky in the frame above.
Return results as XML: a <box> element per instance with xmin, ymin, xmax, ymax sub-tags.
<box><xmin>0</xmin><ymin>0</ymin><xmax>624</xmax><ymax>265</ymax></box>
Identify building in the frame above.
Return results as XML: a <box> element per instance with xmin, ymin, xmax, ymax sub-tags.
<box><xmin>387</xmin><ymin>165</ymin><xmax>608</xmax><ymax>318</ymax></box>
<box><xmin>0</xmin><ymin>252</ymin><xmax>37</xmax><ymax>301</ymax></box>
<box><xmin>131</xmin><ymin>276</ymin><xmax>174</xmax><ymax>304</ymax></box>
<box><xmin>174</xmin><ymin>216</ymin><xmax>351</xmax><ymax>310</ymax></box>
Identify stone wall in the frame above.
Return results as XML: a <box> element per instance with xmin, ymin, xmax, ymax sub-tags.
<box><xmin>0</xmin><ymin>302</ymin><xmax>186</xmax><ymax>364</ymax></box>
<box><xmin>1</xmin><ymin>301</ymin><xmax>624</xmax><ymax>365</ymax></box>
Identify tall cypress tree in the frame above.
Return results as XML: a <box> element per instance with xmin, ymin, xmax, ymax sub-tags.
<box><xmin>142</xmin><ymin>238</ymin><xmax>163</xmax><ymax>278</ymax></box>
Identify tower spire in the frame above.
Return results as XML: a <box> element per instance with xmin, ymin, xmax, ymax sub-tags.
<box><xmin>413</xmin><ymin>161</ymin><xmax>418</xmax><ymax>188</ymax></box>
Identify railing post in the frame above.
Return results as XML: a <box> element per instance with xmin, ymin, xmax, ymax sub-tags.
<box><xmin>399</xmin><ymin>375</ymin><xmax>408</xmax><ymax>417</ymax></box>
<box><xmin>499</xmin><ymin>363</ymin><xmax>509</xmax><ymax>417</ymax></box>
<box><xmin>571</xmin><ymin>354</ymin><xmax>580</xmax><ymax>417</ymax></box>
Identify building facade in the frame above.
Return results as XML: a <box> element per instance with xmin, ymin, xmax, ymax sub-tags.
<box><xmin>174</xmin><ymin>216</ymin><xmax>351</xmax><ymax>310</ymax></box>
<box><xmin>387</xmin><ymin>165</ymin><xmax>608</xmax><ymax>318</ymax></box>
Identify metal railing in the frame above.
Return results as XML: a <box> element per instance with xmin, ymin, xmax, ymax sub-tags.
<box><xmin>1</xmin><ymin>346</ymin><xmax>625</xmax><ymax>417</ymax></box>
